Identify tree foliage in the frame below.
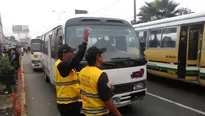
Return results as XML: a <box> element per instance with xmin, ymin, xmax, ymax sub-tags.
<box><xmin>10</xmin><ymin>36</ymin><xmax>16</xmax><ymax>41</ymax></box>
<box><xmin>0</xmin><ymin>55</ymin><xmax>15</xmax><ymax>84</ymax></box>
<box><xmin>177</xmin><ymin>7</ymin><xmax>194</xmax><ymax>15</ymax></box>
<box><xmin>137</xmin><ymin>0</ymin><xmax>180</xmax><ymax>23</ymax></box>
<box><xmin>0</xmin><ymin>55</ymin><xmax>16</xmax><ymax>94</ymax></box>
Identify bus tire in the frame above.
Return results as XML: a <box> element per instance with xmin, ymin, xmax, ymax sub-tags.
<box><xmin>45</xmin><ymin>73</ymin><xmax>50</xmax><ymax>83</ymax></box>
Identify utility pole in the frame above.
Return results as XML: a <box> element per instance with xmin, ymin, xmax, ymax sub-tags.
<box><xmin>134</xmin><ymin>0</ymin><xmax>136</xmax><ymax>24</ymax></box>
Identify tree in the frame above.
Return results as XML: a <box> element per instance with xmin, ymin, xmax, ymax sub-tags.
<box><xmin>177</xmin><ymin>7</ymin><xmax>194</xmax><ymax>15</ymax></box>
<box><xmin>0</xmin><ymin>55</ymin><xmax>16</xmax><ymax>94</ymax></box>
<box><xmin>10</xmin><ymin>36</ymin><xmax>16</xmax><ymax>41</ymax></box>
<box><xmin>137</xmin><ymin>0</ymin><xmax>180</xmax><ymax>23</ymax></box>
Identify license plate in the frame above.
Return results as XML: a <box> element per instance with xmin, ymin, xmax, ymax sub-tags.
<box><xmin>112</xmin><ymin>97</ymin><xmax>121</xmax><ymax>103</ymax></box>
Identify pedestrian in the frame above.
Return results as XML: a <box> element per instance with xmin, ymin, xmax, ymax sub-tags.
<box><xmin>10</xmin><ymin>48</ymin><xmax>21</xmax><ymax>71</ymax></box>
<box><xmin>27</xmin><ymin>46</ymin><xmax>30</xmax><ymax>53</ymax></box>
<box><xmin>78</xmin><ymin>46</ymin><xmax>122</xmax><ymax>116</ymax></box>
<box><xmin>55</xmin><ymin>28</ymin><xmax>89</xmax><ymax>116</ymax></box>
<box><xmin>21</xmin><ymin>47</ymin><xmax>24</xmax><ymax>56</ymax></box>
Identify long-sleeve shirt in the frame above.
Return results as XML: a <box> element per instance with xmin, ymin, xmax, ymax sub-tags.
<box><xmin>57</xmin><ymin>42</ymin><xmax>87</xmax><ymax>77</ymax></box>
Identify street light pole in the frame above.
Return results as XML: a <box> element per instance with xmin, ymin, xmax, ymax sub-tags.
<box><xmin>134</xmin><ymin>0</ymin><xmax>136</xmax><ymax>24</ymax></box>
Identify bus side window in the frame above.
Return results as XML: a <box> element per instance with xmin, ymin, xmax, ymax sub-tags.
<box><xmin>136</xmin><ymin>31</ymin><xmax>147</xmax><ymax>51</ymax></box>
<box><xmin>149</xmin><ymin>29</ymin><xmax>162</xmax><ymax>48</ymax></box>
<box><xmin>44</xmin><ymin>34</ymin><xmax>49</xmax><ymax>55</ymax></box>
<box><xmin>51</xmin><ymin>29</ymin><xmax>57</xmax><ymax>59</ymax></box>
<box><xmin>161</xmin><ymin>27</ymin><xmax>177</xmax><ymax>48</ymax></box>
<box><xmin>56</xmin><ymin>28</ymin><xmax>63</xmax><ymax>49</ymax></box>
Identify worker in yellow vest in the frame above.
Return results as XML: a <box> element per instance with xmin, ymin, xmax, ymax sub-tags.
<box><xmin>79</xmin><ymin>46</ymin><xmax>122</xmax><ymax>116</ymax></box>
<box><xmin>55</xmin><ymin>29</ymin><xmax>89</xmax><ymax>116</ymax></box>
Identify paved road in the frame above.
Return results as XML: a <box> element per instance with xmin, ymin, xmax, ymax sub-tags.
<box><xmin>24</xmin><ymin>54</ymin><xmax>205</xmax><ymax>116</ymax></box>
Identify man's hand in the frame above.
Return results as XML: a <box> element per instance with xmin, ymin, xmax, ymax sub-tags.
<box><xmin>108</xmin><ymin>80</ymin><xmax>114</xmax><ymax>90</ymax></box>
<box><xmin>83</xmin><ymin>29</ymin><xmax>89</xmax><ymax>43</ymax></box>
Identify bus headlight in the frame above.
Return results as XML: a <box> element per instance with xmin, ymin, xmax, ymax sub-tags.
<box><xmin>133</xmin><ymin>82</ymin><xmax>145</xmax><ymax>90</ymax></box>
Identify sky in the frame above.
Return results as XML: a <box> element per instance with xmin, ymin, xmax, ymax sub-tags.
<box><xmin>0</xmin><ymin>0</ymin><xmax>205</xmax><ymax>39</ymax></box>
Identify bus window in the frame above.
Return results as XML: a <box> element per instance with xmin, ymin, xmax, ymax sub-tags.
<box><xmin>65</xmin><ymin>26</ymin><xmax>141</xmax><ymax>57</ymax></box>
<box><xmin>42</xmin><ymin>36</ymin><xmax>46</xmax><ymax>53</ymax></box>
<box><xmin>149</xmin><ymin>29</ymin><xmax>161</xmax><ymax>48</ymax></box>
<box><xmin>51</xmin><ymin>29</ymin><xmax>57</xmax><ymax>59</ymax></box>
<box><xmin>31</xmin><ymin>43</ymin><xmax>41</xmax><ymax>52</ymax></box>
<box><xmin>44</xmin><ymin>33</ymin><xmax>50</xmax><ymax>55</ymax></box>
<box><xmin>88</xmin><ymin>37</ymin><xmax>98</xmax><ymax>46</ymax></box>
<box><xmin>56</xmin><ymin>28</ymin><xmax>63</xmax><ymax>47</ymax></box>
<box><xmin>136</xmin><ymin>31</ymin><xmax>147</xmax><ymax>51</ymax></box>
<box><xmin>136</xmin><ymin>31</ymin><xmax>147</xmax><ymax>43</ymax></box>
<box><xmin>161</xmin><ymin>27</ymin><xmax>177</xmax><ymax>48</ymax></box>
<box><xmin>188</xmin><ymin>28</ymin><xmax>199</xmax><ymax>60</ymax></box>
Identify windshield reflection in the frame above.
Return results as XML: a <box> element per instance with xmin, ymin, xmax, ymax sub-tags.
<box><xmin>31</xmin><ymin>43</ymin><xmax>41</xmax><ymax>52</ymax></box>
<box><xmin>65</xmin><ymin>26</ymin><xmax>142</xmax><ymax>60</ymax></box>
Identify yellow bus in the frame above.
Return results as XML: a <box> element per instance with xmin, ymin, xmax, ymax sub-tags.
<box><xmin>133</xmin><ymin>12</ymin><xmax>205</xmax><ymax>86</ymax></box>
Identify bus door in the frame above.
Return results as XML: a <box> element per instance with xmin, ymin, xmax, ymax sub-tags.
<box><xmin>186</xmin><ymin>25</ymin><xmax>202</xmax><ymax>81</ymax></box>
<box><xmin>199</xmin><ymin>24</ymin><xmax>205</xmax><ymax>86</ymax></box>
<box><xmin>177</xmin><ymin>26</ymin><xmax>188</xmax><ymax>79</ymax></box>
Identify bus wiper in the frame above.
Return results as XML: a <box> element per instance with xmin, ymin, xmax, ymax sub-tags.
<box><xmin>111</xmin><ymin>57</ymin><xmax>147</xmax><ymax>63</ymax></box>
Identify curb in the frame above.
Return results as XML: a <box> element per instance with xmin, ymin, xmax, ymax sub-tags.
<box><xmin>21</xmin><ymin>56</ymin><xmax>27</xmax><ymax>116</ymax></box>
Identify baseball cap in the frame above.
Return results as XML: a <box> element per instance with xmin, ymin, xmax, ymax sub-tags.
<box><xmin>57</xmin><ymin>44</ymin><xmax>76</xmax><ymax>58</ymax></box>
<box><xmin>85</xmin><ymin>46</ymin><xmax>106</xmax><ymax>61</ymax></box>
<box><xmin>59</xmin><ymin>44</ymin><xmax>76</xmax><ymax>53</ymax></box>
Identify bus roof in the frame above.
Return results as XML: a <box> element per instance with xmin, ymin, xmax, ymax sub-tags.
<box><xmin>30</xmin><ymin>39</ymin><xmax>41</xmax><ymax>42</ymax></box>
<box><xmin>65</xmin><ymin>16</ymin><xmax>132</xmax><ymax>27</ymax></box>
<box><xmin>133</xmin><ymin>12</ymin><xmax>205</xmax><ymax>31</ymax></box>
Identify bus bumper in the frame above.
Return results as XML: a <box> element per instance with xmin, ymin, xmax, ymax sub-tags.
<box><xmin>31</xmin><ymin>61</ymin><xmax>43</xmax><ymax>69</ymax></box>
<box><xmin>112</xmin><ymin>88</ymin><xmax>146</xmax><ymax>108</ymax></box>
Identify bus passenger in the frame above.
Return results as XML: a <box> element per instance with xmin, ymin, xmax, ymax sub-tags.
<box><xmin>55</xmin><ymin>29</ymin><xmax>89</xmax><ymax>116</ymax></box>
<box><xmin>79</xmin><ymin>46</ymin><xmax>122</xmax><ymax>116</ymax></box>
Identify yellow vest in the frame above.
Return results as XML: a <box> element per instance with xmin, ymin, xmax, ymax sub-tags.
<box><xmin>55</xmin><ymin>59</ymin><xmax>80</xmax><ymax>104</ymax></box>
<box><xmin>79</xmin><ymin>66</ymin><xmax>109</xmax><ymax>116</ymax></box>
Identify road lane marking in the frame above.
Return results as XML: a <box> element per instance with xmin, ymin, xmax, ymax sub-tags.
<box><xmin>147</xmin><ymin>92</ymin><xmax>205</xmax><ymax>115</ymax></box>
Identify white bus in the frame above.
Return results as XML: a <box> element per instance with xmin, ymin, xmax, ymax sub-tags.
<box><xmin>40</xmin><ymin>16</ymin><xmax>147</xmax><ymax>107</ymax></box>
<box><xmin>30</xmin><ymin>38</ymin><xmax>43</xmax><ymax>71</ymax></box>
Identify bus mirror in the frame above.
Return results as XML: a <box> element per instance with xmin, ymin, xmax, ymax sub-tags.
<box><xmin>140</xmin><ymin>42</ymin><xmax>145</xmax><ymax>52</ymax></box>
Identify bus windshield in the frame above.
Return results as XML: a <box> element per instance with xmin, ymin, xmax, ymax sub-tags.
<box><xmin>65</xmin><ymin>25</ymin><xmax>142</xmax><ymax>61</ymax></box>
<box><xmin>31</xmin><ymin>43</ymin><xmax>41</xmax><ymax>52</ymax></box>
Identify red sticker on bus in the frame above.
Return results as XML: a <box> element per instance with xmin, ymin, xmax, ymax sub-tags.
<box><xmin>130</xmin><ymin>68</ymin><xmax>144</xmax><ymax>79</ymax></box>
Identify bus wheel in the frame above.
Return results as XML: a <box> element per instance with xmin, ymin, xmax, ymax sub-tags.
<box><xmin>44</xmin><ymin>73</ymin><xmax>50</xmax><ymax>83</ymax></box>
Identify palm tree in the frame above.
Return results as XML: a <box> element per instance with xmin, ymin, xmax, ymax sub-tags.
<box><xmin>177</xmin><ymin>7</ymin><xmax>194</xmax><ymax>15</ymax></box>
<box><xmin>137</xmin><ymin>0</ymin><xmax>179</xmax><ymax>23</ymax></box>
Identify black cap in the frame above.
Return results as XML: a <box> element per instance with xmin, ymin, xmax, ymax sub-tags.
<box><xmin>85</xmin><ymin>46</ymin><xmax>106</xmax><ymax>61</ymax></box>
<box><xmin>57</xmin><ymin>44</ymin><xmax>76</xmax><ymax>58</ymax></box>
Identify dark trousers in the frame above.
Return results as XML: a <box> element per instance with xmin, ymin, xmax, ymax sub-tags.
<box><xmin>57</xmin><ymin>102</ymin><xmax>81</xmax><ymax>116</ymax></box>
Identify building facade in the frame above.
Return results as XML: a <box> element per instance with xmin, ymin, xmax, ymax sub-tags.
<box><xmin>0</xmin><ymin>13</ymin><xmax>4</xmax><ymax>48</ymax></box>
<box><xmin>19</xmin><ymin>37</ymin><xmax>30</xmax><ymax>46</ymax></box>
<box><xmin>4</xmin><ymin>36</ymin><xmax>19</xmax><ymax>49</ymax></box>
<box><xmin>0</xmin><ymin>13</ymin><xmax>5</xmax><ymax>53</ymax></box>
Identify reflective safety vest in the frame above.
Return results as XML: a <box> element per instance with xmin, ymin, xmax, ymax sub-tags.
<box><xmin>55</xmin><ymin>59</ymin><xmax>80</xmax><ymax>104</ymax></box>
<box><xmin>79</xmin><ymin>66</ymin><xmax>109</xmax><ymax>116</ymax></box>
